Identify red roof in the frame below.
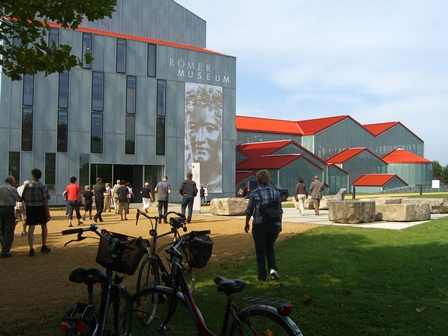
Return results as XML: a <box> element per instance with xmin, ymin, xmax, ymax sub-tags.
<box><xmin>363</xmin><ymin>122</ymin><xmax>400</xmax><ymax>136</ymax></box>
<box><xmin>236</xmin><ymin>116</ymin><xmax>302</xmax><ymax>135</ymax></box>
<box><xmin>353</xmin><ymin>174</ymin><xmax>408</xmax><ymax>187</ymax></box>
<box><xmin>236</xmin><ymin>171</ymin><xmax>255</xmax><ymax>183</ymax></box>
<box><xmin>295</xmin><ymin>115</ymin><xmax>349</xmax><ymax>135</ymax></box>
<box><xmin>382</xmin><ymin>148</ymin><xmax>431</xmax><ymax>164</ymax></box>
<box><xmin>237</xmin><ymin>154</ymin><xmax>324</xmax><ymax>171</ymax></box>
<box><xmin>237</xmin><ymin>140</ymin><xmax>294</xmax><ymax>157</ymax></box>
<box><xmin>327</xmin><ymin>148</ymin><xmax>385</xmax><ymax>164</ymax></box>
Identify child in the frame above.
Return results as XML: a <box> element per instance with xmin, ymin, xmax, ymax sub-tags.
<box><xmin>82</xmin><ymin>185</ymin><xmax>94</xmax><ymax>221</ymax></box>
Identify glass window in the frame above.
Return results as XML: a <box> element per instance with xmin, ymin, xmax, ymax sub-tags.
<box><xmin>22</xmin><ymin>75</ymin><xmax>34</xmax><ymax>106</ymax></box>
<box><xmin>58</xmin><ymin>71</ymin><xmax>69</xmax><ymax>109</ymax></box>
<box><xmin>157</xmin><ymin>80</ymin><xmax>166</xmax><ymax>117</ymax></box>
<box><xmin>82</xmin><ymin>33</ymin><xmax>92</xmax><ymax>69</ymax></box>
<box><xmin>126</xmin><ymin>76</ymin><xmax>136</xmax><ymax>114</ymax></box>
<box><xmin>57</xmin><ymin>110</ymin><xmax>68</xmax><ymax>152</ymax></box>
<box><xmin>116</xmin><ymin>39</ymin><xmax>127</xmax><ymax>73</ymax></box>
<box><xmin>147</xmin><ymin>43</ymin><xmax>156</xmax><ymax>77</ymax></box>
<box><xmin>125</xmin><ymin>115</ymin><xmax>135</xmax><ymax>154</ymax></box>
<box><xmin>22</xmin><ymin>107</ymin><xmax>33</xmax><ymax>151</ymax></box>
<box><xmin>91</xmin><ymin>72</ymin><xmax>104</xmax><ymax>111</ymax></box>
<box><xmin>48</xmin><ymin>27</ymin><xmax>59</xmax><ymax>47</ymax></box>
<box><xmin>91</xmin><ymin>113</ymin><xmax>103</xmax><ymax>153</ymax></box>
<box><xmin>156</xmin><ymin>117</ymin><xmax>165</xmax><ymax>155</ymax></box>
<box><xmin>8</xmin><ymin>152</ymin><xmax>20</xmax><ymax>183</ymax></box>
<box><xmin>45</xmin><ymin>153</ymin><xmax>56</xmax><ymax>192</ymax></box>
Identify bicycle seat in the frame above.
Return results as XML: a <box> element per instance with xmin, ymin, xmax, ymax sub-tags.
<box><xmin>214</xmin><ymin>276</ymin><xmax>246</xmax><ymax>295</ymax></box>
<box><xmin>69</xmin><ymin>268</ymin><xmax>108</xmax><ymax>284</ymax></box>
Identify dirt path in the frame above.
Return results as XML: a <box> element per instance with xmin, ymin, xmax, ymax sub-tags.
<box><xmin>0</xmin><ymin>207</ymin><xmax>316</xmax><ymax>335</ymax></box>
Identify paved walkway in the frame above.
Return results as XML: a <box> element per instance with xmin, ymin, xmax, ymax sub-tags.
<box><xmin>142</xmin><ymin>203</ymin><xmax>448</xmax><ymax>231</ymax></box>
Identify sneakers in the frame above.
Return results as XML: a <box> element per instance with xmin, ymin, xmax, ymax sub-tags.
<box><xmin>29</xmin><ymin>248</ymin><xmax>35</xmax><ymax>257</ymax></box>
<box><xmin>21</xmin><ymin>231</ymin><xmax>28</xmax><ymax>236</ymax></box>
<box><xmin>40</xmin><ymin>246</ymin><xmax>51</xmax><ymax>253</ymax></box>
<box><xmin>270</xmin><ymin>269</ymin><xmax>280</xmax><ymax>281</ymax></box>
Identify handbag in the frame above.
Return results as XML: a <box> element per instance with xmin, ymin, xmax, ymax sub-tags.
<box><xmin>256</xmin><ymin>189</ymin><xmax>282</xmax><ymax>223</ymax></box>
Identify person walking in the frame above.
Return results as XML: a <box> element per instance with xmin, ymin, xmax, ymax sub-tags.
<box><xmin>140</xmin><ymin>182</ymin><xmax>153</xmax><ymax>213</ymax></box>
<box><xmin>154</xmin><ymin>175</ymin><xmax>171</xmax><ymax>223</ymax></box>
<box><xmin>179</xmin><ymin>173</ymin><xmax>197</xmax><ymax>223</ymax></box>
<box><xmin>294</xmin><ymin>177</ymin><xmax>308</xmax><ymax>216</ymax></box>
<box><xmin>244</xmin><ymin>170</ymin><xmax>283</xmax><ymax>282</ymax></box>
<box><xmin>82</xmin><ymin>185</ymin><xmax>94</xmax><ymax>221</ymax></box>
<box><xmin>65</xmin><ymin>176</ymin><xmax>83</xmax><ymax>227</ymax></box>
<box><xmin>309</xmin><ymin>175</ymin><xmax>324</xmax><ymax>215</ymax></box>
<box><xmin>200</xmin><ymin>185</ymin><xmax>205</xmax><ymax>205</ymax></box>
<box><xmin>103</xmin><ymin>182</ymin><xmax>112</xmax><ymax>212</ymax></box>
<box><xmin>0</xmin><ymin>176</ymin><xmax>21</xmax><ymax>258</ymax></box>
<box><xmin>93</xmin><ymin>177</ymin><xmax>106</xmax><ymax>223</ymax></box>
<box><xmin>112</xmin><ymin>179</ymin><xmax>121</xmax><ymax>214</ymax></box>
<box><xmin>126</xmin><ymin>182</ymin><xmax>134</xmax><ymax>214</ymax></box>
<box><xmin>16</xmin><ymin>179</ymin><xmax>30</xmax><ymax>236</ymax></box>
<box><xmin>21</xmin><ymin>168</ymin><xmax>52</xmax><ymax>256</ymax></box>
<box><xmin>117</xmin><ymin>180</ymin><xmax>129</xmax><ymax>221</ymax></box>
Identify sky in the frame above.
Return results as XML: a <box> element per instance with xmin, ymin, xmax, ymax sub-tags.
<box><xmin>175</xmin><ymin>0</ymin><xmax>448</xmax><ymax>166</ymax></box>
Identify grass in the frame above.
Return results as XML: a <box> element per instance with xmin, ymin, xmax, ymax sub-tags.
<box><xmin>189</xmin><ymin>216</ymin><xmax>448</xmax><ymax>335</ymax></box>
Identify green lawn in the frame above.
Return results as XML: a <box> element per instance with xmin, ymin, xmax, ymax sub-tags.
<box><xmin>191</xmin><ymin>216</ymin><xmax>448</xmax><ymax>335</ymax></box>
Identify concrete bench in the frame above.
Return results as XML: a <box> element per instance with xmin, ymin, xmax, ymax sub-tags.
<box><xmin>210</xmin><ymin>197</ymin><xmax>247</xmax><ymax>216</ymax></box>
<box><xmin>329</xmin><ymin>201</ymin><xmax>376</xmax><ymax>224</ymax></box>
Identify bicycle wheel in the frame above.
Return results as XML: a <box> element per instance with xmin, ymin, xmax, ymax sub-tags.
<box><xmin>104</xmin><ymin>286</ymin><xmax>132</xmax><ymax>336</ymax></box>
<box><xmin>136</xmin><ymin>257</ymin><xmax>159</xmax><ymax>292</ymax></box>
<box><xmin>131</xmin><ymin>286</ymin><xmax>198</xmax><ymax>334</ymax></box>
<box><xmin>226</xmin><ymin>305</ymin><xmax>303</xmax><ymax>336</ymax></box>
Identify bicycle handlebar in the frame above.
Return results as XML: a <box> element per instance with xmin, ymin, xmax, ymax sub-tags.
<box><xmin>135</xmin><ymin>209</ymin><xmax>185</xmax><ymax>223</ymax></box>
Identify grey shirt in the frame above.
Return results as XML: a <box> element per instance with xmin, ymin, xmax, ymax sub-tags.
<box><xmin>0</xmin><ymin>183</ymin><xmax>21</xmax><ymax>207</ymax></box>
<box><xmin>155</xmin><ymin>180</ymin><xmax>171</xmax><ymax>201</ymax></box>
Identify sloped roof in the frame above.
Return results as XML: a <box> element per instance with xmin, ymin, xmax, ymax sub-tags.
<box><xmin>434</xmin><ymin>174</ymin><xmax>448</xmax><ymax>186</ymax></box>
<box><xmin>363</xmin><ymin>121</ymin><xmax>423</xmax><ymax>142</ymax></box>
<box><xmin>237</xmin><ymin>154</ymin><xmax>323</xmax><ymax>171</ymax></box>
<box><xmin>327</xmin><ymin>148</ymin><xmax>385</xmax><ymax>164</ymax></box>
<box><xmin>236</xmin><ymin>171</ymin><xmax>256</xmax><ymax>183</ymax></box>
<box><xmin>353</xmin><ymin>174</ymin><xmax>408</xmax><ymax>187</ymax></box>
<box><xmin>237</xmin><ymin>140</ymin><xmax>294</xmax><ymax>157</ymax></box>
<box><xmin>236</xmin><ymin>116</ymin><xmax>302</xmax><ymax>135</ymax></box>
<box><xmin>295</xmin><ymin>115</ymin><xmax>350</xmax><ymax>135</ymax></box>
<box><xmin>327</xmin><ymin>163</ymin><xmax>349</xmax><ymax>175</ymax></box>
<box><xmin>382</xmin><ymin>148</ymin><xmax>432</xmax><ymax>164</ymax></box>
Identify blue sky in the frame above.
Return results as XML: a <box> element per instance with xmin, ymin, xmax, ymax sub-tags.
<box><xmin>176</xmin><ymin>1</ymin><xmax>448</xmax><ymax>166</ymax></box>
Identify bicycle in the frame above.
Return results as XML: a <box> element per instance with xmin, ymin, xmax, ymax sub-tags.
<box><xmin>135</xmin><ymin>209</ymin><xmax>203</xmax><ymax>294</ymax></box>
<box><xmin>130</xmin><ymin>230</ymin><xmax>303</xmax><ymax>336</ymax></box>
<box><xmin>60</xmin><ymin>223</ymin><xmax>147</xmax><ymax>336</ymax></box>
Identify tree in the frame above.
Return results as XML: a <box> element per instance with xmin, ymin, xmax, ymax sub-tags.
<box><xmin>433</xmin><ymin>160</ymin><xmax>443</xmax><ymax>177</ymax></box>
<box><xmin>442</xmin><ymin>165</ymin><xmax>448</xmax><ymax>183</ymax></box>
<box><xmin>0</xmin><ymin>0</ymin><xmax>117</xmax><ymax>80</ymax></box>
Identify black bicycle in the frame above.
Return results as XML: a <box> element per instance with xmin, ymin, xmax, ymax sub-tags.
<box><xmin>135</xmin><ymin>209</ymin><xmax>207</xmax><ymax>295</ymax></box>
<box><xmin>60</xmin><ymin>223</ymin><xmax>147</xmax><ymax>336</ymax></box>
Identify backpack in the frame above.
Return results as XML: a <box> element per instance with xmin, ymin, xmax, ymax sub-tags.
<box><xmin>256</xmin><ymin>188</ymin><xmax>282</xmax><ymax>223</ymax></box>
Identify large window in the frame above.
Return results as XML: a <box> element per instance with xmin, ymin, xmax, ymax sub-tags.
<box><xmin>8</xmin><ymin>152</ymin><xmax>20</xmax><ymax>183</ymax></box>
<box><xmin>156</xmin><ymin>80</ymin><xmax>166</xmax><ymax>155</ymax></box>
<box><xmin>57</xmin><ymin>110</ymin><xmax>68</xmax><ymax>152</ymax></box>
<box><xmin>116</xmin><ymin>39</ymin><xmax>127</xmax><ymax>73</ymax></box>
<box><xmin>126</xmin><ymin>76</ymin><xmax>136</xmax><ymax>114</ymax></box>
<box><xmin>91</xmin><ymin>113</ymin><xmax>103</xmax><ymax>153</ymax></box>
<box><xmin>125</xmin><ymin>115</ymin><xmax>135</xmax><ymax>154</ymax></box>
<box><xmin>91</xmin><ymin>72</ymin><xmax>104</xmax><ymax>111</ymax></box>
<box><xmin>22</xmin><ymin>108</ymin><xmax>33</xmax><ymax>151</ymax></box>
<box><xmin>58</xmin><ymin>71</ymin><xmax>69</xmax><ymax>109</ymax></box>
<box><xmin>82</xmin><ymin>33</ymin><xmax>92</xmax><ymax>69</ymax></box>
<box><xmin>156</xmin><ymin>117</ymin><xmax>166</xmax><ymax>155</ymax></box>
<box><xmin>157</xmin><ymin>80</ymin><xmax>166</xmax><ymax>117</ymax></box>
<box><xmin>45</xmin><ymin>153</ymin><xmax>56</xmax><ymax>192</ymax></box>
<box><xmin>48</xmin><ymin>27</ymin><xmax>59</xmax><ymax>47</ymax></box>
<box><xmin>22</xmin><ymin>75</ymin><xmax>34</xmax><ymax>106</ymax></box>
<box><xmin>147</xmin><ymin>43</ymin><xmax>156</xmax><ymax>77</ymax></box>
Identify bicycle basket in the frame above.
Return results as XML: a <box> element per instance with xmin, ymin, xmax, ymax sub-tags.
<box><xmin>95</xmin><ymin>230</ymin><xmax>146</xmax><ymax>275</ymax></box>
<box><xmin>184</xmin><ymin>235</ymin><xmax>213</xmax><ymax>269</ymax></box>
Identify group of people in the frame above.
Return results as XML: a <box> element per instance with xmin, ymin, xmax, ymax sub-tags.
<box><xmin>0</xmin><ymin>169</ymin><xmax>52</xmax><ymax>258</ymax></box>
<box><xmin>293</xmin><ymin>176</ymin><xmax>324</xmax><ymax>216</ymax></box>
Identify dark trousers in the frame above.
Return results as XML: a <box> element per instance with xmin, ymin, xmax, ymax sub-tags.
<box><xmin>252</xmin><ymin>223</ymin><xmax>281</xmax><ymax>280</ymax></box>
<box><xmin>67</xmin><ymin>200</ymin><xmax>82</xmax><ymax>220</ymax></box>
<box><xmin>94</xmin><ymin>199</ymin><xmax>104</xmax><ymax>221</ymax></box>
<box><xmin>158</xmin><ymin>200</ymin><xmax>169</xmax><ymax>221</ymax></box>
<box><xmin>0</xmin><ymin>206</ymin><xmax>16</xmax><ymax>256</ymax></box>
<box><xmin>181</xmin><ymin>194</ymin><xmax>194</xmax><ymax>222</ymax></box>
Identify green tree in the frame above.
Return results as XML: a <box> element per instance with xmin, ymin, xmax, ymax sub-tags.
<box><xmin>442</xmin><ymin>165</ymin><xmax>448</xmax><ymax>182</ymax></box>
<box><xmin>0</xmin><ymin>0</ymin><xmax>117</xmax><ymax>80</ymax></box>
<box><xmin>433</xmin><ymin>160</ymin><xmax>443</xmax><ymax>177</ymax></box>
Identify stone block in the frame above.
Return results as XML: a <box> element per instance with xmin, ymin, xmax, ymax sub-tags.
<box><xmin>304</xmin><ymin>198</ymin><xmax>314</xmax><ymax>209</ymax></box>
<box><xmin>329</xmin><ymin>201</ymin><xmax>376</xmax><ymax>224</ymax></box>
<box><xmin>401</xmin><ymin>198</ymin><xmax>448</xmax><ymax>214</ymax></box>
<box><xmin>304</xmin><ymin>196</ymin><xmax>335</xmax><ymax>210</ymax></box>
<box><xmin>358</xmin><ymin>197</ymin><xmax>403</xmax><ymax>205</ymax></box>
<box><xmin>375</xmin><ymin>203</ymin><xmax>431</xmax><ymax>221</ymax></box>
<box><xmin>210</xmin><ymin>197</ymin><xmax>248</xmax><ymax>216</ymax></box>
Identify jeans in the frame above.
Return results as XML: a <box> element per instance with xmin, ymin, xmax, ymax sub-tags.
<box><xmin>252</xmin><ymin>223</ymin><xmax>281</xmax><ymax>280</ymax></box>
<box><xmin>158</xmin><ymin>200</ymin><xmax>169</xmax><ymax>221</ymax></box>
<box><xmin>181</xmin><ymin>194</ymin><xmax>194</xmax><ymax>222</ymax></box>
<box><xmin>0</xmin><ymin>206</ymin><xmax>16</xmax><ymax>256</ymax></box>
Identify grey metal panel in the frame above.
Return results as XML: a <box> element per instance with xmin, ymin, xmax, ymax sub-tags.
<box><xmin>33</xmin><ymin>129</ymin><xmax>45</xmax><ymax>161</ymax></box>
<box><xmin>166</xmin><ymin>47</ymin><xmax>178</xmax><ymax>80</ymax></box>
<box><xmin>121</xmin><ymin>0</ymin><xmax>131</xmax><ymax>35</ymax></box>
<box><xmin>92</xmin><ymin>34</ymin><xmax>105</xmax><ymax>71</ymax></box>
<box><xmin>45</xmin><ymin>74</ymin><xmax>58</xmax><ymax>130</ymax></box>
<box><xmin>150</xmin><ymin>0</ymin><xmax>159</xmax><ymax>39</ymax></box>
<box><xmin>67</xmin><ymin>132</ymin><xmax>80</xmax><ymax>168</ymax></box>
<box><xmin>184</xmin><ymin>10</ymin><xmax>193</xmax><ymax>46</ymax></box>
<box><xmin>33</xmin><ymin>73</ymin><xmax>46</xmax><ymax>129</ymax></box>
<box><xmin>158</xmin><ymin>0</ymin><xmax>168</xmax><ymax>42</ymax></box>
<box><xmin>175</xmin><ymin>5</ymin><xmax>185</xmax><ymax>44</ymax></box>
<box><xmin>136</xmin><ymin>43</ymin><xmax>147</xmax><ymax>79</ymax></box>
<box><xmin>204</xmin><ymin>53</ymin><xmax>214</xmax><ymax>85</ymax></box>
<box><xmin>127</xmin><ymin>40</ymin><xmax>137</xmax><ymax>76</ymax></box>
<box><xmin>9</xmin><ymin>129</ymin><xmax>20</xmax><ymax>151</ymax></box>
<box><xmin>104</xmin><ymin>37</ymin><xmax>116</xmax><ymax>74</ymax></box>
<box><xmin>175</xmin><ymin>48</ymin><xmax>187</xmax><ymax>82</ymax></box>
<box><xmin>68</xmin><ymin>69</ymin><xmax>84</xmax><ymax>131</ymax></box>
<box><xmin>195</xmin><ymin>52</ymin><xmax>205</xmax><ymax>84</ymax></box>
<box><xmin>157</xmin><ymin>45</ymin><xmax>168</xmax><ymax>79</ymax></box>
<box><xmin>135</xmin><ymin>76</ymin><xmax>148</xmax><ymax>136</ymax></box>
<box><xmin>144</xmin><ymin>78</ymin><xmax>157</xmax><ymax>137</ymax></box>
<box><xmin>168</xmin><ymin>0</ymin><xmax>176</xmax><ymax>43</ymax></box>
<box><xmin>102</xmin><ymin>132</ymin><xmax>115</xmax><ymax>163</ymax></box>
<box><xmin>131</xmin><ymin>0</ymin><xmax>142</xmax><ymax>37</ymax></box>
<box><xmin>20</xmin><ymin>152</ymin><xmax>34</xmax><ymax>179</ymax></box>
<box><xmin>45</xmin><ymin>130</ymin><xmax>56</xmax><ymax>152</ymax></box>
<box><xmin>56</xmin><ymin>153</ymin><xmax>69</xmax><ymax>193</ymax></box>
<box><xmin>213</xmin><ymin>54</ymin><xmax>222</xmax><ymax>87</ymax></box>
<box><xmin>139</xmin><ymin>0</ymin><xmax>150</xmax><ymax>39</ymax></box>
